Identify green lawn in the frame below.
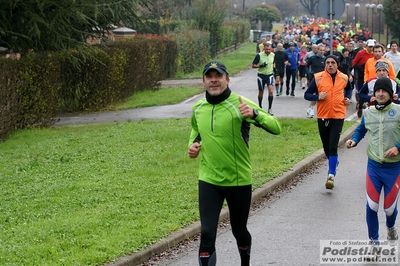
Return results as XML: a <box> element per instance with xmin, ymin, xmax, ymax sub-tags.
<box><xmin>0</xmin><ymin>39</ymin><xmax>355</xmax><ymax>265</ymax></box>
<box><xmin>0</xmin><ymin>118</ymin><xmax>353</xmax><ymax>265</ymax></box>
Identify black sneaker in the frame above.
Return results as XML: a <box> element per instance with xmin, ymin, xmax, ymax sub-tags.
<box><xmin>290</xmin><ymin>91</ymin><xmax>295</xmax><ymax>96</ymax></box>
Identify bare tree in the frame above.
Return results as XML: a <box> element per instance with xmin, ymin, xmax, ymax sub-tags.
<box><xmin>300</xmin><ymin>0</ymin><xmax>318</xmax><ymax>16</ymax></box>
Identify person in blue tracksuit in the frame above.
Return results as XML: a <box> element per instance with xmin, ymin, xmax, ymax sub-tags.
<box><xmin>346</xmin><ymin>77</ymin><xmax>400</xmax><ymax>247</ymax></box>
<box><xmin>285</xmin><ymin>42</ymin><xmax>300</xmax><ymax>96</ymax></box>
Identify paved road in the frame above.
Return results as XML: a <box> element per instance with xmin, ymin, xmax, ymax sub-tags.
<box><xmin>142</xmin><ymin>137</ymin><xmax>386</xmax><ymax>266</ymax></box>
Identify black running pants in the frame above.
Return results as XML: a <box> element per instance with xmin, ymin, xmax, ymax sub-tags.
<box><xmin>198</xmin><ymin>180</ymin><xmax>252</xmax><ymax>255</ymax></box>
<box><xmin>317</xmin><ymin>118</ymin><xmax>344</xmax><ymax>157</ymax></box>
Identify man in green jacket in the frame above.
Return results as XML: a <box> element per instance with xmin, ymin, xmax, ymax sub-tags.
<box><xmin>188</xmin><ymin>61</ymin><xmax>282</xmax><ymax>266</ymax></box>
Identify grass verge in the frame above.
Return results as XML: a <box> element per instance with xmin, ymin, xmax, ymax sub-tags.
<box><xmin>110</xmin><ymin>87</ymin><xmax>204</xmax><ymax>110</ymax></box>
<box><xmin>2</xmin><ymin>29</ymin><xmax>355</xmax><ymax>264</ymax></box>
<box><xmin>0</xmin><ymin>118</ymin><xmax>353</xmax><ymax>265</ymax></box>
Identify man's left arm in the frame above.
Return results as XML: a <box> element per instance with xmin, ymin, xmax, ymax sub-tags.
<box><xmin>239</xmin><ymin>96</ymin><xmax>282</xmax><ymax>135</ymax></box>
<box><xmin>250</xmin><ymin>108</ymin><xmax>282</xmax><ymax>135</ymax></box>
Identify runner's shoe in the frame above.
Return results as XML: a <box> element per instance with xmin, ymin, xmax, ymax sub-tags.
<box><xmin>307</xmin><ymin>107</ymin><xmax>314</xmax><ymax>118</ymax></box>
<box><xmin>268</xmin><ymin>109</ymin><xmax>274</xmax><ymax>116</ymax></box>
<box><xmin>387</xmin><ymin>226</ymin><xmax>398</xmax><ymax>246</ymax></box>
<box><xmin>364</xmin><ymin>241</ymin><xmax>381</xmax><ymax>261</ymax></box>
<box><xmin>325</xmin><ymin>174</ymin><xmax>334</xmax><ymax>189</ymax></box>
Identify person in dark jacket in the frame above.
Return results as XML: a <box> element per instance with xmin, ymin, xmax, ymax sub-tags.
<box><xmin>339</xmin><ymin>48</ymin><xmax>352</xmax><ymax>76</ymax></box>
<box><xmin>273</xmin><ymin>43</ymin><xmax>289</xmax><ymax>96</ymax></box>
<box><xmin>305</xmin><ymin>44</ymin><xmax>326</xmax><ymax>118</ymax></box>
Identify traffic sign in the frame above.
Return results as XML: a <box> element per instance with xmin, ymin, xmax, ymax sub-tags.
<box><xmin>317</xmin><ymin>0</ymin><xmax>345</xmax><ymax>20</ymax></box>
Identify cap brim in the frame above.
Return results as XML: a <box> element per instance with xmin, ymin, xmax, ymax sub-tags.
<box><xmin>203</xmin><ymin>68</ymin><xmax>225</xmax><ymax>75</ymax></box>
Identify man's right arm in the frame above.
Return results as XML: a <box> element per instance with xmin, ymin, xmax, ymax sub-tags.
<box><xmin>304</xmin><ymin>78</ymin><xmax>319</xmax><ymax>101</ymax></box>
<box><xmin>252</xmin><ymin>54</ymin><xmax>261</xmax><ymax>68</ymax></box>
<box><xmin>350</xmin><ymin>117</ymin><xmax>368</xmax><ymax>144</ymax></box>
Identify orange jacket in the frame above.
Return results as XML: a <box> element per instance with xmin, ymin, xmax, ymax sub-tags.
<box><xmin>314</xmin><ymin>70</ymin><xmax>349</xmax><ymax>119</ymax></box>
<box><xmin>364</xmin><ymin>57</ymin><xmax>395</xmax><ymax>83</ymax></box>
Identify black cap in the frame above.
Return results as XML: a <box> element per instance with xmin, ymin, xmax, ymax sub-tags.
<box><xmin>203</xmin><ymin>61</ymin><xmax>229</xmax><ymax>75</ymax></box>
<box><xmin>373</xmin><ymin>77</ymin><xmax>393</xmax><ymax>98</ymax></box>
<box><xmin>325</xmin><ymin>55</ymin><xmax>339</xmax><ymax>65</ymax></box>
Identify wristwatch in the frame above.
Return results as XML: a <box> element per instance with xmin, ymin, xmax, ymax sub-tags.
<box><xmin>253</xmin><ymin>109</ymin><xmax>259</xmax><ymax>119</ymax></box>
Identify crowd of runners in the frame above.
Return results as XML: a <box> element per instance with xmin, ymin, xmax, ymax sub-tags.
<box><xmin>254</xmin><ymin>16</ymin><xmax>400</xmax><ymax>118</ymax></box>
<box><xmin>187</xmin><ymin>17</ymin><xmax>400</xmax><ymax>265</ymax></box>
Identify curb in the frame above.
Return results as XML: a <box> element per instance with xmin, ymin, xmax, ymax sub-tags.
<box><xmin>106</xmin><ymin>123</ymin><xmax>359</xmax><ymax>266</ymax></box>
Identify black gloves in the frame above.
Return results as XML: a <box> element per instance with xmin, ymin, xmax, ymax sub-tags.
<box><xmin>259</xmin><ymin>62</ymin><xmax>267</xmax><ymax>68</ymax></box>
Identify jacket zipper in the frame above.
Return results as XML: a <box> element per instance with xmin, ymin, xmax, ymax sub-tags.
<box><xmin>379</xmin><ymin>111</ymin><xmax>384</xmax><ymax>161</ymax></box>
<box><xmin>211</xmin><ymin>105</ymin><xmax>215</xmax><ymax>132</ymax></box>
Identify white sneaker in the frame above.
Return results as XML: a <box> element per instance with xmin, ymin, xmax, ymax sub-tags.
<box><xmin>364</xmin><ymin>241</ymin><xmax>381</xmax><ymax>261</ymax></box>
<box><xmin>307</xmin><ymin>107</ymin><xmax>314</xmax><ymax>118</ymax></box>
<box><xmin>309</xmin><ymin>107</ymin><xmax>315</xmax><ymax>118</ymax></box>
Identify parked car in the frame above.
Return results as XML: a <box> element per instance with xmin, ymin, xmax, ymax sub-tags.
<box><xmin>249</xmin><ymin>30</ymin><xmax>273</xmax><ymax>43</ymax></box>
<box><xmin>258</xmin><ymin>31</ymin><xmax>273</xmax><ymax>42</ymax></box>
